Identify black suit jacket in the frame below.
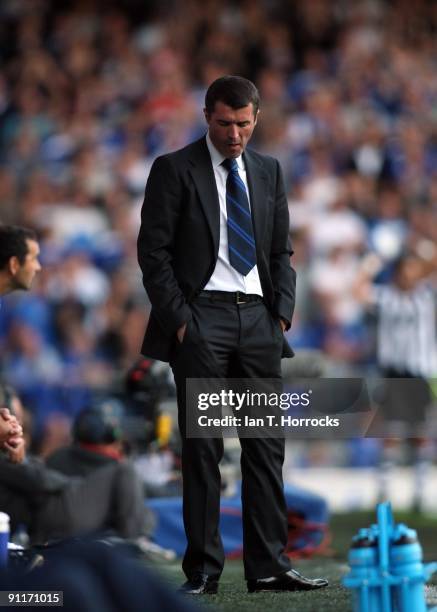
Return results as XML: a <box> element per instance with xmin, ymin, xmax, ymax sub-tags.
<box><xmin>137</xmin><ymin>136</ymin><xmax>296</xmax><ymax>362</ymax></box>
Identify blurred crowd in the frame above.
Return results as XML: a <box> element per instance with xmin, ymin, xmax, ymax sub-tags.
<box><xmin>0</xmin><ymin>0</ymin><xmax>436</xmax><ymax>438</ymax></box>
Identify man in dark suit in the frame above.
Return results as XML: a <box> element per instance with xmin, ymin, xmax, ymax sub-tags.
<box><xmin>137</xmin><ymin>76</ymin><xmax>328</xmax><ymax>594</ymax></box>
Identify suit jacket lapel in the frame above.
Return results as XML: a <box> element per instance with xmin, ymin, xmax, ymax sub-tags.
<box><xmin>188</xmin><ymin>137</ymin><xmax>220</xmax><ymax>257</ymax></box>
<box><xmin>244</xmin><ymin>149</ymin><xmax>268</xmax><ymax>253</ymax></box>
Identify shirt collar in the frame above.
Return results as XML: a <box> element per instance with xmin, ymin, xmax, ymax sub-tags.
<box><xmin>206</xmin><ymin>132</ymin><xmax>245</xmax><ymax>171</ymax></box>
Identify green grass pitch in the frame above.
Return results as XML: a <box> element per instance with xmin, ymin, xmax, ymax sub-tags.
<box><xmin>152</xmin><ymin>511</ymin><xmax>437</xmax><ymax>612</ymax></box>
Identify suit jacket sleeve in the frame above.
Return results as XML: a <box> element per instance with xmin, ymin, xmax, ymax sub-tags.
<box><xmin>270</xmin><ymin>160</ymin><xmax>296</xmax><ymax>329</ymax></box>
<box><xmin>137</xmin><ymin>155</ymin><xmax>192</xmax><ymax>335</ymax></box>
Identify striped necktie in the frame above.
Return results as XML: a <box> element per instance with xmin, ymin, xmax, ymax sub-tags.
<box><xmin>223</xmin><ymin>158</ymin><xmax>256</xmax><ymax>276</ymax></box>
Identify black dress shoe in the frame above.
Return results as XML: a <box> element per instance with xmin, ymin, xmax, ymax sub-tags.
<box><xmin>179</xmin><ymin>573</ymin><xmax>219</xmax><ymax>595</ymax></box>
<box><xmin>247</xmin><ymin>569</ymin><xmax>328</xmax><ymax>593</ymax></box>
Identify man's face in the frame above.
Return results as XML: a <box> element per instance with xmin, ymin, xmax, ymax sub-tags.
<box><xmin>395</xmin><ymin>257</ymin><xmax>422</xmax><ymax>290</ymax></box>
<box><xmin>204</xmin><ymin>101</ymin><xmax>258</xmax><ymax>158</ymax></box>
<box><xmin>11</xmin><ymin>239</ymin><xmax>41</xmax><ymax>290</ymax></box>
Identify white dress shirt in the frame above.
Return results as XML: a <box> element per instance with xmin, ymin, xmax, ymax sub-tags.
<box><xmin>204</xmin><ymin>132</ymin><xmax>263</xmax><ymax>296</ymax></box>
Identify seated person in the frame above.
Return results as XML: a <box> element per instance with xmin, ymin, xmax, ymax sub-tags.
<box><xmin>0</xmin><ymin>388</ymin><xmax>152</xmax><ymax>545</ymax></box>
<box><xmin>46</xmin><ymin>399</ymin><xmax>126</xmax><ymax>477</ymax></box>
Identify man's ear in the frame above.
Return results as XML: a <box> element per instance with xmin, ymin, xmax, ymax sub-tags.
<box><xmin>8</xmin><ymin>256</ymin><xmax>20</xmax><ymax>276</ymax></box>
<box><xmin>254</xmin><ymin>109</ymin><xmax>259</xmax><ymax>126</ymax></box>
<box><xmin>203</xmin><ymin>108</ymin><xmax>211</xmax><ymax>125</ymax></box>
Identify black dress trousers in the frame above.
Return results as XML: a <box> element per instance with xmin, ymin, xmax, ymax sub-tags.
<box><xmin>170</xmin><ymin>295</ymin><xmax>292</xmax><ymax>581</ymax></box>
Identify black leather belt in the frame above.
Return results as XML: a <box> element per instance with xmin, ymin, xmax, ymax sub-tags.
<box><xmin>196</xmin><ymin>290</ymin><xmax>263</xmax><ymax>304</ymax></box>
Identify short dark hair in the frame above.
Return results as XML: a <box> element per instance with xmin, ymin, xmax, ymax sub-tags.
<box><xmin>205</xmin><ymin>75</ymin><xmax>260</xmax><ymax>116</ymax></box>
<box><xmin>0</xmin><ymin>225</ymin><xmax>37</xmax><ymax>270</ymax></box>
<box><xmin>392</xmin><ymin>252</ymin><xmax>419</xmax><ymax>277</ymax></box>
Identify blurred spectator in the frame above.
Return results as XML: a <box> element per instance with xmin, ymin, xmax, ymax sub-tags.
<box><xmin>45</xmin><ymin>398</ymin><xmax>177</xmax><ymax>558</ymax></box>
<box><xmin>0</xmin><ymin>0</ymin><xmax>435</xmax><ymax>473</ymax></box>
<box><xmin>46</xmin><ymin>399</ymin><xmax>126</xmax><ymax>477</ymax></box>
<box><xmin>0</xmin><ymin>389</ymin><xmax>154</xmax><ymax>544</ymax></box>
<box><xmin>354</xmin><ymin>250</ymin><xmax>437</xmax><ymax>510</ymax></box>
<box><xmin>0</xmin><ymin>539</ymin><xmax>193</xmax><ymax>612</ymax></box>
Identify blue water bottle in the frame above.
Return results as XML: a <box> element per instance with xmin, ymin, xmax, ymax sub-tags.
<box><xmin>0</xmin><ymin>512</ymin><xmax>10</xmax><ymax>566</ymax></box>
<box><xmin>345</xmin><ymin>529</ymin><xmax>382</xmax><ymax>612</ymax></box>
<box><xmin>344</xmin><ymin>503</ymin><xmax>437</xmax><ymax>612</ymax></box>
<box><xmin>390</xmin><ymin>525</ymin><xmax>427</xmax><ymax>612</ymax></box>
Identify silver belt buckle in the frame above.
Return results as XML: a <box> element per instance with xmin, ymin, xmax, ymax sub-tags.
<box><xmin>236</xmin><ymin>291</ymin><xmax>246</xmax><ymax>304</ymax></box>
